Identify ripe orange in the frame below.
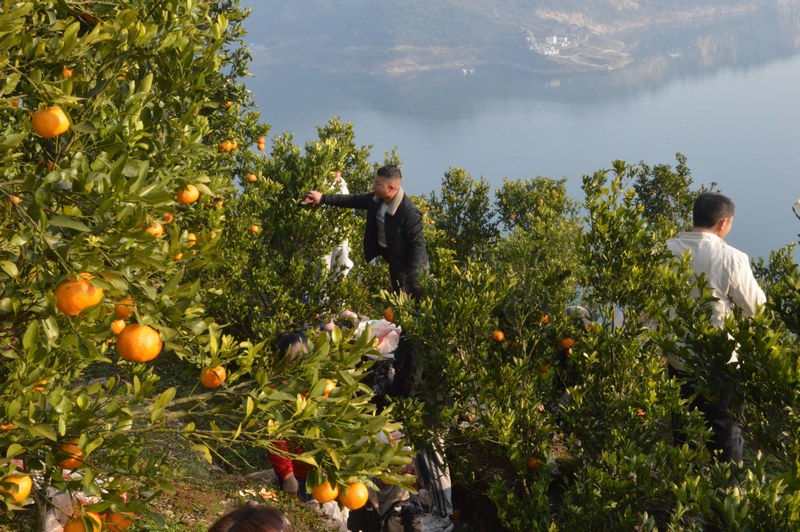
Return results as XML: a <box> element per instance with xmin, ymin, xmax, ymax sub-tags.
<box><xmin>200</xmin><ymin>365</ymin><xmax>226</xmax><ymax>389</ymax></box>
<box><xmin>246</xmin><ymin>173</ymin><xmax>258</xmax><ymax>183</ymax></box>
<box><xmin>116</xmin><ymin>323</ymin><xmax>162</xmax><ymax>362</ymax></box>
<box><xmin>491</xmin><ymin>330</ymin><xmax>505</xmax><ymax>343</ymax></box>
<box><xmin>111</xmin><ymin>319</ymin><xmax>126</xmax><ymax>335</ymax></box>
<box><xmin>114</xmin><ymin>298</ymin><xmax>134</xmax><ymax>319</ymax></box>
<box><xmin>104</xmin><ymin>511</ymin><xmax>134</xmax><ymax>531</ymax></box>
<box><xmin>219</xmin><ymin>140</ymin><xmax>234</xmax><ymax>153</ymax></box>
<box><xmin>338</xmin><ymin>481</ymin><xmax>369</xmax><ymax>510</ymax></box>
<box><xmin>63</xmin><ymin>66</ymin><xmax>74</xmax><ymax>78</ymax></box>
<box><xmin>449</xmin><ymin>237</ymin><xmax>456</xmax><ymax>243</ymax></box>
<box><xmin>323</xmin><ymin>379</ymin><xmax>335</xmax><ymax>398</ymax></box>
<box><xmin>63</xmin><ymin>512</ymin><xmax>102</xmax><ymax>532</ymax></box>
<box><xmin>55</xmin><ymin>273</ymin><xmax>104</xmax><ymax>316</ymax></box>
<box><xmin>162</xmin><ymin>212</ymin><xmax>174</xmax><ymax>224</ymax></box>
<box><xmin>539</xmin><ymin>313</ymin><xmax>550</xmax><ymax>325</ymax></box>
<box><xmin>56</xmin><ymin>439</ymin><xmax>84</xmax><ymax>469</ymax></box>
<box><xmin>257</xmin><ymin>142</ymin><xmax>265</xmax><ymax>151</ymax></box>
<box><xmin>248</xmin><ymin>224</ymin><xmax>260</xmax><ymax>234</ymax></box>
<box><xmin>222</xmin><ymin>100</ymin><xmax>233</xmax><ymax>108</ymax></box>
<box><xmin>1</xmin><ymin>473</ymin><xmax>32</xmax><ymax>503</ymax></box>
<box><xmin>257</xmin><ymin>136</ymin><xmax>265</xmax><ymax>144</ymax></box>
<box><xmin>0</xmin><ymin>422</ymin><xmax>14</xmax><ymax>431</ymax></box>
<box><xmin>383</xmin><ymin>308</ymin><xmax>395</xmax><ymax>323</ymax></box>
<box><xmin>558</xmin><ymin>337</ymin><xmax>574</xmax><ymax>350</ymax></box>
<box><xmin>186</xmin><ymin>233</ymin><xmax>197</xmax><ymax>247</ymax></box>
<box><xmin>33</xmin><ymin>379</ymin><xmax>47</xmax><ymax>391</ymax></box>
<box><xmin>311</xmin><ymin>480</ymin><xmax>339</xmax><ymax>504</ymax></box>
<box><xmin>526</xmin><ymin>456</ymin><xmax>539</xmax><ymax>471</ymax></box>
<box><xmin>31</xmin><ymin>106</ymin><xmax>70</xmax><ymax>138</ymax></box>
<box><xmin>176</xmin><ymin>184</ymin><xmax>200</xmax><ymax>204</ymax></box>
<box><xmin>174</xmin><ymin>252</ymin><xmax>183</xmax><ymax>261</ymax></box>
<box><xmin>146</xmin><ymin>220</ymin><xmax>163</xmax><ymax>238</ymax></box>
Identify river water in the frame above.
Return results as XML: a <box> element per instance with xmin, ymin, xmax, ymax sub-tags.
<box><xmin>242</xmin><ymin>4</ymin><xmax>800</xmax><ymax>261</ymax></box>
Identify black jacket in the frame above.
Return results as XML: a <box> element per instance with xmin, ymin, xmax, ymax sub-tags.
<box><xmin>320</xmin><ymin>191</ymin><xmax>428</xmax><ymax>297</ymax></box>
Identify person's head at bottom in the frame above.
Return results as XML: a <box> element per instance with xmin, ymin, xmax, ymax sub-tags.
<box><xmin>208</xmin><ymin>504</ymin><xmax>293</xmax><ymax>532</ymax></box>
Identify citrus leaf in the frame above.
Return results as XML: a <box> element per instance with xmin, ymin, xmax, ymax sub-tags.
<box><xmin>48</xmin><ymin>215</ymin><xmax>90</xmax><ymax>232</ymax></box>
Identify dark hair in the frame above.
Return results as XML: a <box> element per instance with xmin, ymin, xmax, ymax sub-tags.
<box><xmin>692</xmin><ymin>192</ymin><xmax>735</xmax><ymax>229</ymax></box>
<box><xmin>208</xmin><ymin>504</ymin><xmax>292</xmax><ymax>532</ymax></box>
<box><xmin>275</xmin><ymin>332</ymin><xmax>307</xmax><ymax>357</ymax></box>
<box><xmin>375</xmin><ymin>165</ymin><xmax>402</xmax><ymax>181</ymax></box>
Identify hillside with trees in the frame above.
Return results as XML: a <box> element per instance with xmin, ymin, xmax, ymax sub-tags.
<box><xmin>247</xmin><ymin>0</ymin><xmax>792</xmax><ymax>74</ymax></box>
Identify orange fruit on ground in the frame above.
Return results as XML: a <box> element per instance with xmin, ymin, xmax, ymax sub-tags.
<box><xmin>111</xmin><ymin>319</ymin><xmax>126</xmax><ymax>335</ymax></box>
<box><xmin>323</xmin><ymin>379</ymin><xmax>335</xmax><ymax>398</ymax></box>
<box><xmin>1</xmin><ymin>473</ymin><xmax>32</xmax><ymax>504</ymax></box>
<box><xmin>246</xmin><ymin>173</ymin><xmax>258</xmax><ymax>183</ymax></box>
<box><xmin>176</xmin><ymin>184</ymin><xmax>200</xmax><ymax>204</ymax></box>
<box><xmin>104</xmin><ymin>511</ymin><xmax>134</xmax><ymax>531</ymax></box>
<box><xmin>558</xmin><ymin>337</ymin><xmax>574</xmax><ymax>350</ymax></box>
<box><xmin>63</xmin><ymin>512</ymin><xmax>102</xmax><ymax>532</ymax></box>
<box><xmin>56</xmin><ymin>439</ymin><xmax>84</xmax><ymax>469</ymax></box>
<box><xmin>338</xmin><ymin>481</ymin><xmax>369</xmax><ymax>510</ymax></box>
<box><xmin>383</xmin><ymin>308</ymin><xmax>395</xmax><ymax>323</ymax></box>
<box><xmin>31</xmin><ymin>106</ymin><xmax>70</xmax><ymax>138</ymax></box>
<box><xmin>491</xmin><ymin>330</ymin><xmax>505</xmax><ymax>343</ymax></box>
<box><xmin>146</xmin><ymin>220</ymin><xmax>163</xmax><ymax>238</ymax></box>
<box><xmin>311</xmin><ymin>480</ymin><xmax>339</xmax><ymax>504</ymax></box>
<box><xmin>114</xmin><ymin>298</ymin><xmax>134</xmax><ymax>319</ymax></box>
<box><xmin>200</xmin><ymin>365</ymin><xmax>226</xmax><ymax>389</ymax></box>
<box><xmin>526</xmin><ymin>456</ymin><xmax>539</xmax><ymax>471</ymax></box>
<box><xmin>248</xmin><ymin>224</ymin><xmax>260</xmax><ymax>234</ymax></box>
<box><xmin>54</xmin><ymin>273</ymin><xmax>104</xmax><ymax>316</ymax></box>
<box><xmin>116</xmin><ymin>323</ymin><xmax>162</xmax><ymax>362</ymax></box>
<box><xmin>162</xmin><ymin>212</ymin><xmax>174</xmax><ymax>223</ymax></box>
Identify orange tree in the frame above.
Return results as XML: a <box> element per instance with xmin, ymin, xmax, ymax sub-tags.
<box><xmin>200</xmin><ymin>116</ymin><xmax>396</xmax><ymax>343</ymax></box>
<box><xmin>0</xmin><ymin>1</ymin><xmax>411</xmax><ymax>530</ymax></box>
<box><xmin>392</xmin><ymin>159</ymin><xmax>800</xmax><ymax>529</ymax></box>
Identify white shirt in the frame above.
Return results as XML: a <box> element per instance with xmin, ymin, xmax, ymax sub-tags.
<box><xmin>667</xmin><ymin>231</ymin><xmax>766</xmax><ymax>366</ymax></box>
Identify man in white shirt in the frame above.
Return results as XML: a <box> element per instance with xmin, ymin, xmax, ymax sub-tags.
<box><xmin>667</xmin><ymin>192</ymin><xmax>766</xmax><ymax>463</ymax></box>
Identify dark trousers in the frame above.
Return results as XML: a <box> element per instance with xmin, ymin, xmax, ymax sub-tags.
<box><xmin>347</xmin><ymin>502</ymin><xmax>423</xmax><ymax>532</ymax></box>
<box><xmin>670</xmin><ymin>366</ymin><xmax>744</xmax><ymax>463</ymax></box>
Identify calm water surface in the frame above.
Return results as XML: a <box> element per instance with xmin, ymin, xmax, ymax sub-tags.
<box><xmin>242</xmin><ymin>7</ymin><xmax>800</xmax><ymax>261</ymax></box>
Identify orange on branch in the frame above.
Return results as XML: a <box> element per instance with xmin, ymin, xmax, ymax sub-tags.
<box><xmin>558</xmin><ymin>337</ymin><xmax>574</xmax><ymax>350</ymax></box>
<box><xmin>383</xmin><ymin>308</ymin><xmax>395</xmax><ymax>323</ymax></box>
<box><xmin>200</xmin><ymin>365</ymin><xmax>227</xmax><ymax>389</ymax></box>
<box><xmin>116</xmin><ymin>324</ymin><xmax>162</xmax><ymax>362</ymax></box>
<box><xmin>104</xmin><ymin>511</ymin><xmax>134</xmax><ymax>531</ymax></box>
<box><xmin>248</xmin><ymin>224</ymin><xmax>260</xmax><ymax>234</ymax></box>
<box><xmin>111</xmin><ymin>319</ymin><xmax>126</xmax><ymax>335</ymax></box>
<box><xmin>323</xmin><ymin>379</ymin><xmax>335</xmax><ymax>398</ymax></box>
<box><xmin>55</xmin><ymin>273</ymin><xmax>104</xmax><ymax>316</ymax></box>
<box><xmin>114</xmin><ymin>298</ymin><xmax>134</xmax><ymax>319</ymax></box>
<box><xmin>56</xmin><ymin>439</ymin><xmax>84</xmax><ymax>469</ymax></box>
<box><xmin>311</xmin><ymin>480</ymin><xmax>339</xmax><ymax>503</ymax></box>
<box><xmin>338</xmin><ymin>482</ymin><xmax>369</xmax><ymax>510</ymax></box>
<box><xmin>491</xmin><ymin>330</ymin><xmax>505</xmax><ymax>343</ymax></box>
<box><xmin>63</xmin><ymin>512</ymin><xmax>102</xmax><ymax>532</ymax></box>
<box><xmin>31</xmin><ymin>106</ymin><xmax>70</xmax><ymax>138</ymax></box>
<box><xmin>246</xmin><ymin>173</ymin><xmax>258</xmax><ymax>183</ymax></box>
<box><xmin>176</xmin><ymin>184</ymin><xmax>200</xmax><ymax>204</ymax></box>
<box><xmin>1</xmin><ymin>473</ymin><xmax>32</xmax><ymax>504</ymax></box>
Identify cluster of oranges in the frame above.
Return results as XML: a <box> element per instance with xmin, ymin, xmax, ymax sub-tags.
<box><xmin>311</xmin><ymin>479</ymin><xmax>369</xmax><ymax>510</ymax></box>
<box><xmin>256</xmin><ymin>135</ymin><xmax>265</xmax><ymax>151</ymax></box>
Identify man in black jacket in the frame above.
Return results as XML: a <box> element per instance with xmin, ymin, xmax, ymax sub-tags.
<box><xmin>305</xmin><ymin>165</ymin><xmax>428</xmax><ymax>298</ymax></box>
